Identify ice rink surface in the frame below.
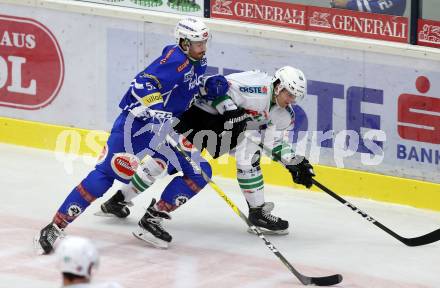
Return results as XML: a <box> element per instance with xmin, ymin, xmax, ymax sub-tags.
<box><xmin>0</xmin><ymin>143</ymin><xmax>439</xmax><ymax>288</ymax></box>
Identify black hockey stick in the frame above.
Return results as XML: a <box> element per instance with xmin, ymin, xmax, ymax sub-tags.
<box><xmin>166</xmin><ymin>135</ymin><xmax>343</xmax><ymax>286</ymax></box>
<box><xmin>311</xmin><ymin>179</ymin><xmax>440</xmax><ymax>247</ymax></box>
<box><xmin>252</xmin><ymin>139</ymin><xmax>440</xmax><ymax>247</ymax></box>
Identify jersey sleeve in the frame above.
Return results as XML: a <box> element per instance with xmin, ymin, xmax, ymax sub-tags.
<box><xmin>263</xmin><ymin>105</ymin><xmax>296</xmax><ymax>162</ymax></box>
<box><xmin>211</xmin><ymin>95</ymin><xmax>238</xmax><ymax>114</ymax></box>
<box><xmin>128</xmin><ymin>58</ymin><xmax>182</xmax><ymax>121</ymax></box>
<box><xmin>262</xmin><ymin>126</ymin><xmax>296</xmax><ymax>162</ymax></box>
<box><xmin>130</xmin><ymin>73</ymin><xmax>165</xmax><ymax>112</ymax></box>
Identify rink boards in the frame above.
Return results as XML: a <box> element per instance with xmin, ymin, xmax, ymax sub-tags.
<box><xmin>1</xmin><ymin>116</ymin><xmax>439</xmax><ymax>211</ymax></box>
<box><xmin>0</xmin><ymin>0</ymin><xmax>439</xmax><ymax>211</ymax></box>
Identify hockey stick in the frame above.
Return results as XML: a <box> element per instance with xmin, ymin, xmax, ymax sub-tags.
<box><xmin>251</xmin><ymin>138</ymin><xmax>440</xmax><ymax>247</ymax></box>
<box><xmin>166</xmin><ymin>135</ymin><xmax>343</xmax><ymax>286</ymax></box>
<box><xmin>311</xmin><ymin>179</ymin><xmax>440</xmax><ymax>247</ymax></box>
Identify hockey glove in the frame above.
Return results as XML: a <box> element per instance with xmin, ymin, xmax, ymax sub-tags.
<box><xmin>202</xmin><ymin>75</ymin><xmax>229</xmax><ymax>101</ymax></box>
<box><xmin>223</xmin><ymin>108</ymin><xmax>250</xmax><ymax>138</ymax></box>
<box><xmin>286</xmin><ymin>157</ymin><xmax>315</xmax><ymax>188</ymax></box>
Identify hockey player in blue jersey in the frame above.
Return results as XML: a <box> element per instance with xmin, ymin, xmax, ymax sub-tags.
<box><xmin>331</xmin><ymin>0</ymin><xmax>406</xmax><ymax>16</ymax></box>
<box><xmin>99</xmin><ymin>67</ymin><xmax>314</xmax><ymax>248</ymax></box>
<box><xmin>34</xmin><ymin>17</ymin><xmax>211</xmax><ymax>254</ymax></box>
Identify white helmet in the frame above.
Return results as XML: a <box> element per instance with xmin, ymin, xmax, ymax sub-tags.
<box><xmin>175</xmin><ymin>17</ymin><xmax>209</xmax><ymax>44</ymax></box>
<box><xmin>56</xmin><ymin>236</ymin><xmax>99</xmax><ymax>279</ymax></box>
<box><xmin>272</xmin><ymin>66</ymin><xmax>307</xmax><ymax>103</ymax></box>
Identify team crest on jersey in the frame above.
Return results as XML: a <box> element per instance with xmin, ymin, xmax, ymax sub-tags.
<box><xmin>189</xmin><ymin>74</ymin><xmax>203</xmax><ymax>90</ymax></box>
<box><xmin>111</xmin><ymin>153</ymin><xmax>140</xmax><ymax>180</ymax></box>
<box><xmin>174</xmin><ymin>195</ymin><xmax>189</xmax><ymax>207</ymax></box>
<box><xmin>184</xmin><ymin>67</ymin><xmax>194</xmax><ymax>82</ymax></box>
<box><xmin>67</xmin><ymin>204</ymin><xmax>82</xmax><ymax>217</ymax></box>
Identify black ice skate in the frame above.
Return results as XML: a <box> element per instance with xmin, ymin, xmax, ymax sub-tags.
<box><xmin>132</xmin><ymin>198</ymin><xmax>172</xmax><ymax>249</ymax></box>
<box><xmin>96</xmin><ymin>190</ymin><xmax>132</xmax><ymax>218</ymax></box>
<box><xmin>248</xmin><ymin>202</ymin><xmax>289</xmax><ymax>235</ymax></box>
<box><xmin>33</xmin><ymin>222</ymin><xmax>65</xmax><ymax>255</ymax></box>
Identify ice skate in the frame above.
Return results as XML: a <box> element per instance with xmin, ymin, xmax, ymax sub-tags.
<box><xmin>33</xmin><ymin>222</ymin><xmax>65</xmax><ymax>255</ymax></box>
<box><xmin>95</xmin><ymin>190</ymin><xmax>132</xmax><ymax>218</ymax></box>
<box><xmin>248</xmin><ymin>202</ymin><xmax>289</xmax><ymax>235</ymax></box>
<box><xmin>133</xmin><ymin>198</ymin><xmax>172</xmax><ymax>249</ymax></box>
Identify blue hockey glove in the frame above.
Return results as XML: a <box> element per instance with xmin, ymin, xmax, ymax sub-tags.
<box><xmin>202</xmin><ymin>75</ymin><xmax>229</xmax><ymax>101</ymax></box>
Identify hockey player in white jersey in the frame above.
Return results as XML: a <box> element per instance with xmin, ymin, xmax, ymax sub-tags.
<box><xmin>191</xmin><ymin>67</ymin><xmax>315</xmax><ymax>235</ymax></box>
<box><xmin>99</xmin><ymin>66</ymin><xmax>314</xmax><ymax>246</ymax></box>
<box><xmin>57</xmin><ymin>236</ymin><xmax>123</xmax><ymax>288</ymax></box>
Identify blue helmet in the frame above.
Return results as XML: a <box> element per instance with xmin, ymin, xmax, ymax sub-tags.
<box><xmin>200</xmin><ymin>74</ymin><xmax>229</xmax><ymax>101</ymax></box>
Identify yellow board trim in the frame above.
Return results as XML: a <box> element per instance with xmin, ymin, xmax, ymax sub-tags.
<box><xmin>0</xmin><ymin>117</ymin><xmax>108</xmax><ymax>156</ymax></box>
<box><xmin>211</xmin><ymin>156</ymin><xmax>440</xmax><ymax>211</ymax></box>
<box><xmin>1</xmin><ymin>116</ymin><xmax>439</xmax><ymax>211</ymax></box>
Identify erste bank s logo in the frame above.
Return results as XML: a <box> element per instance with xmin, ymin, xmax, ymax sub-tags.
<box><xmin>398</xmin><ymin>76</ymin><xmax>440</xmax><ymax>144</ymax></box>
<box><xmin>396</xmin><ymin>76</ymin><xmax>440</xmax><ymax>165</ymax></box>
<box><xmin>0</xmin><ymin>15</ymin><xmax>64</xmax><ymax>109</ymax></box>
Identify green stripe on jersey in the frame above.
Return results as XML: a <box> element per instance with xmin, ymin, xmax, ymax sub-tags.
<box><xmin>211</xmin><ymin>95</ymin><xmax>231</xmax><ymax>108</ymax></box>
<box><xmin>239</xmin><ymin>180</ymin><xmax>264</xmax><ymax>190</ymax></box>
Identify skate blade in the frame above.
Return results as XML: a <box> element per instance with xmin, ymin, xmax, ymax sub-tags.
<box><xmin>247</xmin><ymin>227</ymin><xmax>289</xmax><ymax>235</ymax></box>
<box><xmin>132</xmin><ymin>229</ymin><xmax>169</xmax><ymax>249</ymax></box>
<box><xmin>33</xmin><ymin>235</ymin><xmax>46</xmax><ymax>255</ymax></box>
<box><xmin>94</xmin><ymin>211</ymin><xmax>120</xmax><ymax>217</ymax></box>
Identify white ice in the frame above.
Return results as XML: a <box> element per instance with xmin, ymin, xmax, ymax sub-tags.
<box><xmin>0</xmin><ymin>143</ymin><xmax>439</xmax><ymax>288</ymax></box>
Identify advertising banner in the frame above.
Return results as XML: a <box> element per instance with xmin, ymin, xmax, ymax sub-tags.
<box><xmin>211</xmin><ymin>0</ymin><xmax>409</xmax><ymax>43</ymax></box>
<box><xmin>210</xmin><ymin>0</ymin><xmax>307</xmax><ymax>30</ymax></box>
<box><xmin>0</xmin><ymin>5</ymin><xmax>145</xmax><ymax>130</ymax></box>
<box><xmin>418</xmin><ymin>19</ymin><xmax>440</xmax><ymax>48</ymax></box>
<box><xmin>306</xmin><ymin>6</ymin><xmax>408</xmax><ymax>43</ymax></box>
<box><xmin>0</xmin><ymin>15</ymin><xmax>64</xmax><ymax>109</ymax></box>
<box><xmin>74</xmin><ymin>0</ymin><xmax>203</xmax><ymax>16</ymax></box>
<box><xmin>0</xmin><ymin>4</ymin><xmax>438</xmax><ymax>183</ymax></box>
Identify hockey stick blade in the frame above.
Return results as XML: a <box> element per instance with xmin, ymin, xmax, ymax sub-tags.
<box><xmin>403</xmin><ymin>229</ymin><xmax>440</xmax><ymax>246</ymax></box>
<box><xmin>303</xmin><ymin>274</ymin><xmax>343</xmax><ymax>286</ymax></box>
<box><xmin>166</xmin><ymin>135</ymin><xmax>343</xmax><ymax>286</ymax></box>
<box><xmin>250</xmin><ymin>138</ymin><xmax>440</xmax><ymax>247</ymax></box>
<box><xmin>312</xmin><ymin>179</ymin><xmax>440</xmax><ymax>247</ymax></box>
